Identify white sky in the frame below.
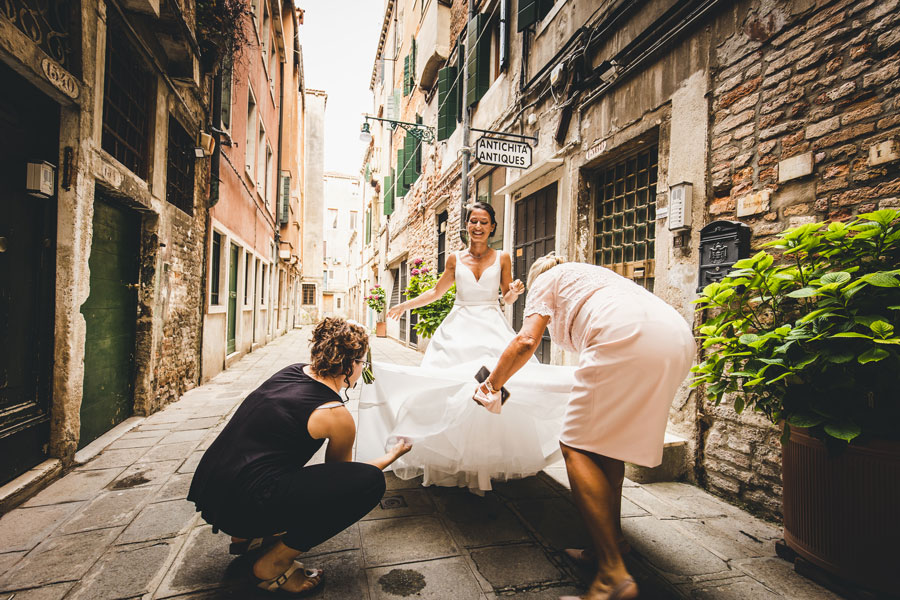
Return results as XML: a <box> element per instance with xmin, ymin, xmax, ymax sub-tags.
<box><xmin>296</xmin><ymin>0</ymin><xmax>384</xmax><ymax>175</ymax></box>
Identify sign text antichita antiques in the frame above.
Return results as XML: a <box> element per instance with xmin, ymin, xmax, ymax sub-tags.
<box><xmin>475</xmin><ymin>137</ymin><xmax>532</xmax><ymax>169</ymax></box>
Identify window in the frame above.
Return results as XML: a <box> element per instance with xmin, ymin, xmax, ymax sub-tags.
<box><xmin>323</xmin><ymin>240</ymin><xmax>327</xmax><ymax>260</ymax></box>
<box><xmin>265</xmin><ymin>142</ymin><xmax>274</xmax><ymax>207</ymax></box>
<box><xmin>102</xmin><ymin>14</ymin><xmax>152</xmax><ymax>179</ymax></box>
<box><xmin>261</xmin><ymin>1</ymin><xmax>271</xmax><ymax>60</ymax></box>
<box><xmin>211</xmin><ymin>232</ymin><xmax>222</xmax><ymax>304</ymax></box>
<box><xmin>329</xmin><ymin>209</ymin><xmax>339</xmax><ymax>229</ymax></box>
<box><xmin>166</xmin><ymin>117</ymin><xmax>195</xmax><ymax>215</ymax></box>
<box><xmin>261</xmin><ymin>264</ymin><xmax>267</xmax><ymax>303</ymax></box>
<box><xmin>302</xmin><ymin>283</ymin><xmax>316</xmax><ymax>305</ymax></box>
<box><xmin>246</xmin><ymin>88</ymin><xmax>257</xmax><ymax>176</ymax></box>
<box><xmin>517</xmin><ymin>0</ymin><xmax>554</xmax><ymax>31</ymax></box>
<box><xmin>336</xmin><ymin>296</ymin><xmax>342</xmax><ymax>309</ymax></box>
<box><xmin>257</xmin><ymin>124</ymin><xmax>266</xmax><ymax>193</ymax></box>
<box><xmin>593</xmin><ymin>145</ymin><xmax>658</xmax><ymax>291</ymax></box>
<box><xmin>244</xmin><ymin>254</ymin><xmax>250</xmax><ymax>304</ymax></box>
<box><xmin>350</xmin><ymin>211</ymin><xmax>358</xmax><ymax>230</ymax></box>
<box><xmin>219</xmin><ymin>53</ymin><xmax>233</xmax><ymax>131</ymax></box>
<box><xmin>476</xmin><ymin>167</ymin><xmax>506</xmax><ymax>250</ymax></box>
<box><xmin>365</xmin><ymin>209</ymin><xmax>372</xmax><ymax>244</ymax></box>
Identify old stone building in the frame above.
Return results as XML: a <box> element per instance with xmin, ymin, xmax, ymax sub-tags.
<box><xmin>361</xmin><ymin>0</ymin><xmax>900</xmax><ymax>518</ymax></box>
<box><xmin>0</xmin><ymin>0</ymin><xmax>212</xmax><ymax>490</ymax></box>
<box><xmin>200</xmin><ymin>1</ymin><xmax>305</xmax><ymax>382</ymax></box>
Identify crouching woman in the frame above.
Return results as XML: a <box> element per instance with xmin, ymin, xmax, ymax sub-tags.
<box><xmin>188</xmin><ymin>317</ymin><xmax>411</xmax><ymax>597</ymax></box>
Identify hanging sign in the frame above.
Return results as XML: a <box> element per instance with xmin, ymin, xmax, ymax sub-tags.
<box><xmin>475</xmin><ymin>137</ymin><xmax>532</xmax><ymax>169</ymax></box>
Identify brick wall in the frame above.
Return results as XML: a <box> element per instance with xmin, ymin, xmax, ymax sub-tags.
<box><xmin>702</xmin><ymin>0</ymin><xmax>900</xmax><ymax>518</ymax></box>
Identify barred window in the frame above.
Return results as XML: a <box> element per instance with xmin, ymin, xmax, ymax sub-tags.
<box><xmin>593</xmin><ymin>145</ymin><xmax>658</xmax><ymax>291</ymax></box>
<box><xmin>102</xmin><ymin>16</ymin><xmax>152</xmax><ymax>179</ymax></box>
<box><xmin>210</xmin><ymin>232</ymin><xmax>222</xmax><ymax>305</ymax></box>
<box><xmin>302</xmin><ymin>284</ymin><xmax>316</xmax><ymax>305</ymax></box>
<box><xmin>166</xmin><ymin>117</ymin><xmax>195</xmax><ymax>214</ymax></box>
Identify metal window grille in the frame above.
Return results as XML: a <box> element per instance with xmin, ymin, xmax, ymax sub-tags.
<box><xmin>593</xmin><ymin>145</ymin><xmax>658</xmax><ymax>291</ymax></box>
<box><xmin>166</xmin><ymin>117</ymin><xmax>195</xmax><ymax>215</ymax></box>
<box><xmin>302</xmin><ymin>284</ymin><xmax>316</xmax><ymax>305</ymax></box>
<box><xmin>5</xmin><ymin>0</ymin><xmax>79</xmax><ymax>74</ymax></box>
<box><xmin>102</xmin><ymin>17</ymin><xmax>151</xmax><ymax>179</ymax></box>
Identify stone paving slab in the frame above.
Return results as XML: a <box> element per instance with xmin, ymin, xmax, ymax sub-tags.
<box><xmin>156</xmin><ymin>473</ymin><xmax>194</xmax><ymax>502</ymax></box>
<box><xmin>469</xmin><ymin>543</ymin><xmax>569</xmax><ymax>590</ymax></box>
<box><xmin>22</xmin><ymin>468</ymin><xmax>124</xmax><ymax>507</ymax></box>
<box><xmin>111</xmin><ymin>459</ymin><xmax>183</xmax><ymax>491</ymax></box>
<box><xmin>0</xmin><ymin>526</ymin><xmax>123</xmax><ymax>590</ymax></box>
<box><xmin>117</xmin><ymin>499</ymin><xmax>198</xmax><ymax>544</ymax></box>
<box><xmin>363</xmin><ymin>488</ymin><xmax>436</xmax><ymax>520</ymax></box>
<box><xmin>66</xmin><ymin>538</ymin><xmax>180</xmax><ymax>600</ymax></box>
<box><xmin>75</xmin><ymin>447</ymin><xmax>150</xmax><ymax>470</ymax></box>
<box><xmin>58</xmin><ymin>487</ymin><xmax>158</xmax><ymax>535</ymax></box>
<box><xmin>511</xmin><ymin>496</ymin><xmax>592</xmax><ymax>551</ymax></box>
<box><xmin>0</xmin><ymin>502</ymin><xmax>83</xmax><ymax>552</ymax></box>
<box><xmin>138</xmin><ymin>441</ymin><xmax>201</xmax><ymax>464</ymax></box>
<box><xmin>156</xmin><ymin>526</ymin><xmax>247</xmax><ymax>598</ymax></box>
<box><xmin>359</xmin><ymin>515</ymin><xmax>459</xmax><ymax>567</ymax></box>
<box><xmin>623</xmin><ymin>516</ymin><xmax>730</xmax><ymax>581</ymax></box>
<box><xmin>431</xmin><ymin>490</ymin><xmax>532</xmax><ymax>548</ymax></box>
<box><xmin>0</xmin><ymin>581</ymin><xmax>76</xmax><ymax>600</ymax></box>
<box><xmin>367</xmin><ymin>556</ymin><xmax>485</xmax><ymax>599</ymax></box>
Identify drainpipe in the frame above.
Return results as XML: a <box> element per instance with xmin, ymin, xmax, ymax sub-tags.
<box><xmin>458</xmin><ymin>0</ymin><xmax>475</xmax><ymax>245</ymax></box>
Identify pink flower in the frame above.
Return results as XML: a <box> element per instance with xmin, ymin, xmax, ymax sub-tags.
<box><xmin>420</xmin><ymin>267</ymin><xmax>430</xmax><ymax>273</ymax></box>
<box><xmin>413</xmin><ymin>258</ymin><xmax>424</xmax><ymax>266</ymax></box>
<box><xmin>411</xmin><ymin>268</ymin><xmax>420</xmax><ymax>276</ymax></box>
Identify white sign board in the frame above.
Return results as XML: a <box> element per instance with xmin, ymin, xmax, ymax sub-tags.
<box><xmin>475</xmin><ymin>137</ymin><xmax>532</xmax><ymax>169</ymax></box>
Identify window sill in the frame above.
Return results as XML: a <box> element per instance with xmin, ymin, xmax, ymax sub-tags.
<box><xmin>536</xmin><ymin>0</ymin><xmax>572</xmax><ymax>39</ymax></box>
<box><xmin>208</xmin><ymin>305</ymin><xmax>226</xmax><ymax>315</ymax></box>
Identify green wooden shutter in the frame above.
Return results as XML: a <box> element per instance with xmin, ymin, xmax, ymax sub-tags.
<box><xmin>437</xmin><ymin>65</ymin><xmax>458</xmax><ymax>141</ymax></box>
<box><xmin>403</xmin><ymin>54</ymin><xmax>410</xmax><ymax>96</ymax></box>
<box><xmin>466</xmin><ymin>13</ymin><xmax>491</xmax><ymax>107</ymax></box>
<box><xmin>278</xmin><ymin>171</ymin><xmax>290</xmax><ymax>225</ymax></box>
<box><xmin>411</xmin><ymin>37</ymin><xmax>417</xmax><ymax>90</ymax></box>
<box><xmin>383</xmin><ymin>173</ymin><xmax>394</xmax><ymax>215</ymax></box>
<box><xmin>414</xmin><ymin>115</ymin><xmax>422</xmax><ymax>175</ymax></box>
<box><xmin>517</xmin><ymin>0</ymin><xmax>553</xmax><ymax>31</ymax></box>
<box><xmin>365</xmin><ymin>209</ymin><xmax>371</xmax><ymax>244</ymax></box>
<box><xmin>396</xmin><ymin>147</ymin><xmax>408</xmax><ymax>197</ymax></box>
<box><xmin>403</xmin><ymin>131</ymin><xmax>415</xmax><ymax>187</ymax></box>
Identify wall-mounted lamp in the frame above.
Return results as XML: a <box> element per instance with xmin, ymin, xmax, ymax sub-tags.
<box><xmin>597</xmin><ymin>60</ymin><xmax>622</xmax><ymax>84</ymax></box>
<box><xmin>360</xmin><ymin>121</ymin><xmax>373</xmax><ymax>143</ymax></box>
<box><xmin>360</xmin><ymin>115</ymin><xmax>435</xmax><ymax>144</ymax></box>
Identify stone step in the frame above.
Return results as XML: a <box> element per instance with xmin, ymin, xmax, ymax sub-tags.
<box><xmin>624</xmin><ymin>431</ymin><xmax>690</xmax><ymax>484</ymax></box>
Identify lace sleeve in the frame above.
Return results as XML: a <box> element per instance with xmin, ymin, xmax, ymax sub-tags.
<box><xmin>524</xmin><ymin>273</ymin><xmax>557</xmax><ymax>319</ymax></box>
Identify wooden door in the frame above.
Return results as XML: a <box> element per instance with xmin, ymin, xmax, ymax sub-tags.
<box><xmin>80</xmin><ymin>196</ymin><xmax>139</xmax><ymax>447</ymax></box>
<box><xmin>513</xmin><ymin>183</ymin><xmax>557</xmax><ymax>363</ymax></box>
<box><xmin>0</xmin><ymin>62</ymin><xmax>58</xmax><ymax>483</ymax></box>
<box><xmin>227</xmin><ymin>244</ymin><xmax>238</xmax><ymax>354</ymax></box>
<box><xmin>399</xmin><ymin>260</ymin><xmax>408</xmax><ymax>343</ymax></box>
<box><xmin>323</xmin><ymin>293</ymin><xmax>334</xmax><ymax>313</ymax></box>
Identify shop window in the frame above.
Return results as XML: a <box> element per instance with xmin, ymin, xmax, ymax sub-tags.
<box><xmin>593</xmin><ymin>144</ymin><xmax>658</xmax><ymax>291</ymax></box>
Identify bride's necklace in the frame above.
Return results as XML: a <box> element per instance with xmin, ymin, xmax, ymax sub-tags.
<box><xmin>468</xmin><ymin>248</ymin><xmax>489</xmax><ymax>260</ymax></box>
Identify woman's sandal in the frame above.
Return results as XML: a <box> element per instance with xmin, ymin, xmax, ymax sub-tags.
<box><xmin>229</xmin><ymin>533</ymin><xmax>283</xmax><ymax>555</ymax></box>
<box><xmin>564</xmin><ymin>541</ymin><xmax>632</xmax><ymax>567</ymax></box>
<box><xmin>254</xmin><ymin>560</ymin><xmax>323</xmax><ymax>597</ymax></box>
<box><xmin>559</xmin><ymin>576</ymin><xmax>638</xmax><ymax>600</ymax></box>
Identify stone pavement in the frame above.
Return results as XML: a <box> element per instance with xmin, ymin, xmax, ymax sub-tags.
<box><xmin>0</xmin><ymin>328</ymin><xmax>840</xmax><ymax>600</ymax></box>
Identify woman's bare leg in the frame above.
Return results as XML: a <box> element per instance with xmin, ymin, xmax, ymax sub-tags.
<box><xmin>560</xmin><ymin>442</ymin><xmax>637</xmax><ymax>599</ymax></box>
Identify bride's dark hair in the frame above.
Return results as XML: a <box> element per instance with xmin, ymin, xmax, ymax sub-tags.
<box><xmin>466</xmin><ymin>202</ymin><xmax>498</xmax><ymax>238</ymax></box>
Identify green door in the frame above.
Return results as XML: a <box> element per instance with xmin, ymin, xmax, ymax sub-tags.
<box><xmin>227</xmin><ymin>244</ymin><xmax>239</xmax><ymax>354</ymax></box>
<box><xmin>80</xmin><ymin>196</ymin><xmax>139</xmax><ymax>448</ymax></box>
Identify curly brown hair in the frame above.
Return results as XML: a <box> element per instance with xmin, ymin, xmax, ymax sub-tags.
<box><xmin>309</xmin><ymin>317</ymin><xmax>369</xmax><ymax>384</ymax></box>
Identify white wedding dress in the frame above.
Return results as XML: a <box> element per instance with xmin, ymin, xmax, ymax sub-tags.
<box><xmin>357</xmin><ymin>250</ymin><xmax>575</xmax><ymax>493</ymax></box>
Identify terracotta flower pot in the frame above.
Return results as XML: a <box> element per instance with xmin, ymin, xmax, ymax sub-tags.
<box><xmin>375</xmin><ymin>321</ymin><xmax>386</xmax><ymax>338</ymax></box>
<box><xmin>782</xmin><ymin>427</ymin><xmax>900</xmax><ymax>595</ymax></box>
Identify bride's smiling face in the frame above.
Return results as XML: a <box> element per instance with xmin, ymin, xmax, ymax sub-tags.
<box><xmin>467</xmin><ymin>208</ymin><xmax>495</xmax><ymax>242</ymax></box>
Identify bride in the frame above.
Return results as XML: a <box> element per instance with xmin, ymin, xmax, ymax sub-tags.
<box><xmin>356</xmin><ymin>202</ymin><xmax>574</xmax><ymax>493</ymax></box>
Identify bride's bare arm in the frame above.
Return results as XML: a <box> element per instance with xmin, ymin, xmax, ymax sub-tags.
<box><xmin>499</xmin><ymin>252</ymin><xmax>525</xmax><ymax>305</ymax></box>
<box><xmin>387</xmin><ymin>254</ymin><xmax>457</xmax><ymax>319</ymax></box>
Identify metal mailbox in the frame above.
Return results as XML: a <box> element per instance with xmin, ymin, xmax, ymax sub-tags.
<box><xmin>697</xmin><ymin>220</ymin><xmax>751</xmax><ymax>292</ymax></box>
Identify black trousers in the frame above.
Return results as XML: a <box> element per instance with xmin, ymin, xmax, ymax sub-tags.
<box><xmin>212</xmin><ymin>462</ymin><xmax>385</xmax><ymax>552</ymax></box>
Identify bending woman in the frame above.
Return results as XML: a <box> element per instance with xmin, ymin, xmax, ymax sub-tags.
<box><xmin>188</xmin><ymin>318</ymin><xmax>411</xmax><ymax>597</ymax></box>
<box><xmin>357</xmin><ymin>202</ymin><xmax>574</xmax><ymax>492</ymax></box>
<box><xmin>474</xmin><ymin>253</ymin><xmax>695</xmax><ymax>600</ymax></box>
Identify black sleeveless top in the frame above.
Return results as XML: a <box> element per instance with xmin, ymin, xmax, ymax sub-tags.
<box><xmin>187</xmin><ymin>363</ymin><xmax>342</xmax><ymax>522</ymax></box>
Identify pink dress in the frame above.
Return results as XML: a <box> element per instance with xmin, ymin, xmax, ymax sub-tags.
<box><xmin>524</xmin><ymin>263</ymin><xmax>695</xmax><ymax>467</ymax></box>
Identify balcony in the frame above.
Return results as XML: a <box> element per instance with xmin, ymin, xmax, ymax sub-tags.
<box><xmin>415</xmin><ymin>0</ymin><xmax>451</xmax><ymax>90</ymax></box>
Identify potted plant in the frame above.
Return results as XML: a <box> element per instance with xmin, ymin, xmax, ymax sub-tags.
<box><xmin>691</xmin><ymin>209</ymin><xmax>900</xmax><ymax>595</ymax></box>
<box><xmin>406</xmin><ymin>259</ymin><xmax>455</xmax><ymax>338</ymax></box>
<box><xmin>365</xmin><ymin>286</ymin><xmax>387</xmax><ymax>337</ymax></box>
